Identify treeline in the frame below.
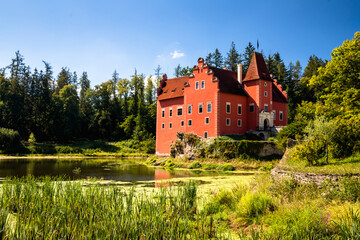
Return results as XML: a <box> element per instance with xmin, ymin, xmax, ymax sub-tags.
<box><xmin>276</xmin><ymin>32</ymin><xmax>360</xmax><ymax>162</ymax></box>
<box><xmin>0</xmin><ymin>52</ymin><xmax>156</xmax><ymax>142</ymax></box>
<box><xmin>175</xmin><ymin>41</ymin><xmax>327</xmax><ymax>122</ymax></box>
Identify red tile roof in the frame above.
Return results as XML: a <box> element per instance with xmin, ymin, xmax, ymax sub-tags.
<box><xmin>243</xmin><ymin>52</ymin><xmax>272</xmax><ymax>82</ymax></box>
<box><xmin>272</xmin><ymin>83</ymin><xmax>288</xmax><ymax>103</ymax></box>
<box><xmin>157</xmin><ymin>76</ymin><xmax>188</xmax><ymax>101</ymax></box>
<box><xmin>210</xmin><ymin>67</ymin><xmax>248</xmax><ymax>96</ymax></box>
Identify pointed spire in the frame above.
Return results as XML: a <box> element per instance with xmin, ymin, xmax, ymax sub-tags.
<box><xmin>243</xmin><ymin>52</ymin><xmax>272</xmax><ymax>82</ymax></box>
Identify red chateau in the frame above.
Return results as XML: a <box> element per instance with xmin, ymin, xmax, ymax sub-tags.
<box><xmin>156</xmin><ymin>52</ymin><xmax>288</xmax><ymax>155</ymax></box>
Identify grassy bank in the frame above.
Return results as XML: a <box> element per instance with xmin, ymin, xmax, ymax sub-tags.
<box><xmin>201</xmin><ymin>174</ymin><xmax>360</xmax><ymax>239</ymax></box>
<box><xmin>0</xmin><ymin>139</ymin><xmax>153</xmax><ymax>158</ymax></box>
<box><xmin>279</xmin><ymin>150</ymin><xmax>360</xmax><ymax>174</ymax></box>
<box><xmin>145</xmin><ymin>155</ymin><xmax>279</xmax><ymax>172</ymax></box>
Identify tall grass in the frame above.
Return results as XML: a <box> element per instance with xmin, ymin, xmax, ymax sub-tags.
<box><xmin>0</xmin><ymin>177</ymin><xmax>224</xmax><ymax>239</ymax></box>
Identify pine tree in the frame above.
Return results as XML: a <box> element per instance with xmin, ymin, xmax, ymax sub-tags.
<box><xmin>242</xmin><ymin>42</ymin><xmax>255</xmax><ymax>74</ymax></box>
<box><xmin>56</xmin><ymin>67</ymin><xmax>72</xmax><ymax>94</ymax></box>
<box><xmin>225</xmin><ymin>41</ymin><xmax>241</xmax><ymax>71</ymax></box>
<box><xmin>213</xmin><ymin>48</ymin><xmax>223</xmax><ymax>68</ymax></box>
<box><xmin>205</xmin><ymin>52</ymin><xmax>214</xmax><ymax>66</ymax></box>
<box><xmin>174</xmin><ymin>64</ymin><xmax>181</xmax><ymax>77</ymax></box>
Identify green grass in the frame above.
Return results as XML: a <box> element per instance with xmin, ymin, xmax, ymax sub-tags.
<box><xmin>201</xmin><ymin>174</ymin><xmax>360</xmax><ymax>239</ymax></box>
<box><xmin>279</xmin><ymin>151</ymin><xmax>360</xmax><ymax>174</ymax></box>
<box><xmin>0</xmin><ymin>177</ymin><xmax>229</xmax><ymax>239</ymax></box>
<box><xmin>7</xmin><ymin>139</ymin><xmax>152</xmax><ymax>157</ymax></box>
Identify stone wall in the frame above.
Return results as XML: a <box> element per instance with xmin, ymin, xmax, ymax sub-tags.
<box><xmin>271</xmin><ymin>167</ymin><xmax>360</xmax><ymax>185</ymax></box>
<box><xmin>271</xmin><ymin>145</ymin><xmax>359</xmax><ymax>185</ymax></box>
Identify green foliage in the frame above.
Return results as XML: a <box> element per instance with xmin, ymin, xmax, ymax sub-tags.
<box><xmin>183</xmin><ymin>133</ymin><xmax>200</xmax><ymax>147</ymax></box>
<box><xmin>309</xmin><ymin>32</ymin><xmax>360</xmax><ymax>113</ymax></box>
<box><xmin>218</xmin><ymin>164</ymin><xmax>235</xmax><ymax>171</ymax></box>
<box><xmin>331</xmin><ymin>114</ymin><xmax>360</xmax><ymax>158</ymax></box>
<box><xmin>334</xmin><ymin>208</ymin><xmax>360</xmax><ymax>239</ymax></box>
<box><xmin>275</xmin><ymin>121</ymin><xmax>308</xmax><ymax>150</ymax></box>
<box><xmin>188</xmin><ymin>161</ymin><xmax>202</xmax><ymax>169</ymax></box>
<box><xmin>237</xmin><ymin>192</ymin><xmax>275</xmax><ymax>218</ymax></box>
<box><xmin>225</xmin><ymin>41</ymin><xmax>241</xmax><ymax>71</ymax></box>
<box><xmin>205</xmin><ymin>140</ymin><xmax>270</xmax><ymax>159</ymax></box>
<box><xmin>0</xmin><ymin>128</ymin><xmax>23</xmax><ymax>153</ymax></box>
<box><xmin>0</xmin><ymin>178</ymin><xmax>223</xmax><ymax>239</ymax></box>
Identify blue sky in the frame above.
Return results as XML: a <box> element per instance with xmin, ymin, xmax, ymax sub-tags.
<box><xmin>0</xmin><ymin>0</ymin><xmax>359</xmax><ymax>86</ymax></box>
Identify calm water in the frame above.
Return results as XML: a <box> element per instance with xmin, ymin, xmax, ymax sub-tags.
<box><xmin>0</xmin><ymin>158</ymin><xmax>236</xmax><ymax>182</ymax></box>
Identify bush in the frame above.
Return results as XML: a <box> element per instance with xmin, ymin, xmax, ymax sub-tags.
<box><xmin>275</xmin><ymin>121</ymin><xmax>308</xmax><ymax>150</ymax></box>
<box><xmin>145</xmin><ymin>156</ymin><xmax>157</xmax><ymax>164</ymax></box>
<box><xmin>203</xmin><ymin>164</ymin><xmax>218</xmax><ymax>170</ymax></box>
<box><xmin>218</xmin><ymin>164</ymin><xmax>235</xmax><ymax>171</ymax></box>
<box><xmin>142</xmin><ymin>138</ymin><xmax>155</xmax><ymax>154</ymax></box>
<box><xmin>0</xmin><ymin>128</ymin><xmax>23</xmax><ymax>153</ymax></box>
<box><xmin>55</xmin><ymin>146</ymin><xmax>82</xmax><ymax>154</ymax></box>
<box><xmin>290</xmin><ymin>140</ymin><xmax>324</xmax><ymax>166</ymax></box>
<box><xmin>188</xmin><ymin>161</ymin><xmax>202</xmax><ymax>169</ymax></box>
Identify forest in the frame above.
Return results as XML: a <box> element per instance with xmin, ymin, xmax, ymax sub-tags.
<box><xmin>0</xmin><ymin>33</ymin><xmax>359</xmax><ymax>158</ymax></box>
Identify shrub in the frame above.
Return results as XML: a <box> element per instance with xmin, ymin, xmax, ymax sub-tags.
<box><xmin>203</xmin><ymin>164</ymin><xmax>218</xmax><ymax>170</ymax></box>
<box><xmin>275</xmin><ymin>121</ymin><xmax>308</xmax><ymax>150</ymax></box>
<box><xmin>188</xmin><ymin>161</ymin><xmax>202</xmax><ymax>169</ymax></box>
<box><xmin>290</xmin><ymin>140</ymin><xmax>324</xmax><ymax>166</ymax></box>
<box><xmin>163</xmin><ymin>160</ymin><xmax>175</xmax><ymax>168</ymax></box>
<box><xmin>55</xmin><ymin>146</ymin><xmax>82</xmax><ymax>154</ymax></box>
<box><xmin>218</xmin><ymin>164</ymin><xmax>235</xmax><ymax>171</ymax></box>
<box><xmin>145</xmin><ymin>156</ymin><xmax>157</xmax><ymax>164</ymax></box>
<box><xmin>0</xmin><ymin>128</ymin><xmax>23</xmax><ymax>153</ymax></box>
<box><xmin>142</xmin><ymin>138</ymin><xmax>155</xmax><ymax>154</ymax></box>
<box><xmin>184</xmin><ymin>133</ymin><xmax>200</xmax><ymax>147</ymax></box>
<box><xmin>174</xmin><ymin>139</ymin><xmax>184</xmax><ymax>154</ymax></box>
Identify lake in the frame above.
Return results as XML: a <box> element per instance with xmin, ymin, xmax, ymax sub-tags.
<box><xmin>0</xmin><ymin>158</ymin><xmax>247</xmax><ymax>182</ymax></box>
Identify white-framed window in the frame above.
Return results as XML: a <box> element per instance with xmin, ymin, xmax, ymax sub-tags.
<box><xmin>195</xmin><ymin>81</ymin><xmax>199</xmax><ymax>90</ymax></box>
<box><xmin>188</xmin><ymin>119</ymin><xmax>192</xmax><ymax>126</ymax></box>
<box><xmin>205</xmin><ymin>117</ymin><xmax>210</xmax><ymax>124</ymax></box>
<box><xmin>264</xmin><ymin>91</ymin><xmax>268</xmax><ymax>97</ymax></box>
<box><xmin>188</xmin><ymin>104</ymin><xmax>192</xmax><ymax>114</ymax></box>
<box><xmin>181</xmin><ymin>120</ymin><xmax>184</xmax><ymax>126</ymax></box>
<box><xmin>177</xmin><ymin>107</ymin><xmax>183</xmax><ymax>116</ymax></box>
<box><xmin>201</xmin><ymin>80</ymin><xmax>205</xmax><ymax>89</ymax></box>
<box><xmin>249</xmin><ymin>103</ymin><xmax>254</xmax><ymax>112</ymax></box>
<box><xmin>226</xmin><ymin>118</ymin><xmax>231</xmax><ymax>126</ymax></box>
<box><xmin>264</xmin><ymin>104</ymin><xmax>268</xmax><ymax>112</ymax></box>
<box><xmin>226</xmin><ymin>102</ymin><xmax>231</xmax><ymax>114</ymax></box>
<box><xmin>264</xmin><ymin>82</ymin><xmax>267</xmax><ymax>87</ymax></box>
<box><xmin>162</xmin><ymin>109</ymin><xmax>165</xmax><ymax>118</ymax></box>
<box><xmin>169</xmin><ymin>122</ymin><xmax>172</xmax><ymax>129</ymax></box>
<box><xmin>237</xmin><ymin>119</ymin><xmax>242</xmax><ymax>127</ymax></box>
<box><xmin>169</xmin><ymin>108</ymin><xmax>173</xmax><ymax>117</ymax></box>
<box><xmin>161</xmin><ymin>123</ymin><xmax>165</xmax><ymax>129</ymax></box>
<box><xmin>204</xmin><ymin>132</ymin><xmax>208</xmax><ymax>138</ymax></box>
<box><xmin>280</xmin><ymin>111</ymin><xmax>283</xmax><ymax>121</ymax></box>
<box><xmin>207</xmin><ymin>102</ymin><xmax>212</xmax><ymax>113</ymax></box>
<box><xmin>273</xmin><ymin>110</ymin><xmax>276</xmax><ymax>120</ymax></box>
<box><xmin>199</xmin><ymin>103</ymin><xmax>203</xmax><ymax>114</ymax></box>
<box><xmin>237</xmin><ymin>104</ymin><xmax>242</xmax><ymax>115</ymax></box>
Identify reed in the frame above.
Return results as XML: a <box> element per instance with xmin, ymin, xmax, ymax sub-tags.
<box><xmin>0</xmin><ymin>177</ymin><xmax>226</xmax><ymax>239</ymax></box>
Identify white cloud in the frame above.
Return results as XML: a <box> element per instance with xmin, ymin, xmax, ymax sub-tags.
<box><xmin>170</xmin><ymin>50</ymin><xmax>185</xmax><ymax>59</ymax></box>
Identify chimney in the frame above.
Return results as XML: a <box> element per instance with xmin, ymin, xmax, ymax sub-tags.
<box><xmin>237</xmin><ymin>63</ymin><xmax>242</xmax><ymax>84</ymax></box>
